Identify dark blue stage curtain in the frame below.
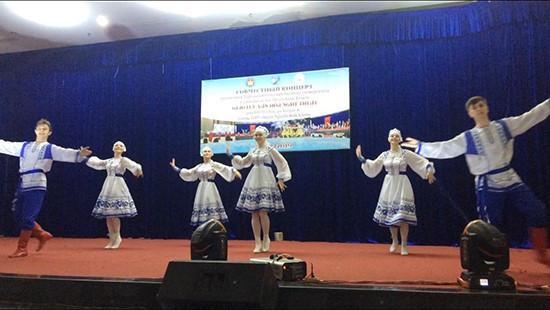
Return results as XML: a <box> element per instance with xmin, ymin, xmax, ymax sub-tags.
<box><xmin>0</xmin><ymin>1</ymin><xmax>548</xmax><ymax>247</ymax></box>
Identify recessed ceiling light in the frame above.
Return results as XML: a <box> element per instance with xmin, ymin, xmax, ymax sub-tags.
<box><xmin>96</xmin><ymin>15</ymin><xmax>109</xmax><ymax>27</ymax></box>
<box><xmin>5</xmin><ymin>1</ymin><xmax>90</xmax><ymax>27</ymax></box>
<box><xmin>140</xmin><ymin>1</ymin><xmax>305</xmax><ymax>18</ymax></box>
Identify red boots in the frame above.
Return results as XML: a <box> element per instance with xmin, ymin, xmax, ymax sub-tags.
<box><xmin>8</xmin><ymin>222</ymin><xmax>53</xmax><ymax>258</ymax></box>
<box><xmin>8</xmin><ymin>230</ymin><xmax>32</xmax><ymax>258</ymax></box>
<box><xmin>529</xmin><ymin>227</ymin><xmax>550</xmax><ymax>267</ymax></box>
<box><xmin>31</xmin><ymin>222</ymin><xmax>53</xmax><ymax>252</ymax></box>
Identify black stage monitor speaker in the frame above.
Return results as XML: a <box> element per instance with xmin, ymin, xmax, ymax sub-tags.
<box><xmin>191</xmin><ymin>219</ymin><xmax>227</xmax><ymax>260</ymax></box>
<box><xmin>157</xmin><ymin>260</ymin><xmax>279</xmax><ymax>309</ymax></box>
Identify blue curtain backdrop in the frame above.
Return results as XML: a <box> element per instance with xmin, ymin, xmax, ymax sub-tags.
<box><xmin>0</xmin><ymin>1</ymin><xmax>548</xmax><ymax>247</ymax></box>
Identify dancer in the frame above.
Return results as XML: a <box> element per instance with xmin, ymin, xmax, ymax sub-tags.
<box><xmin>226</xmin><ymin>126</ymin><xmax>291</xmax><ymax>253</ymax></box>
<box><xmin>170</xmin><ymin>146</ymin><xmax>242</xmax><ymax>226</ymax></box>
<box><xmin>401</xmin><ymin>96</ymin><xmax>549</xmax><ymax>266</ymax></box>
<box><xmin>356</xmin><ymin>128</ymin><xmax>435</xmax><ymax>255</ymax></box>
<box><xmin>86</xmin><ymin>141</ymin><xmax>143</xmax><ymax>249</ymax></box>
<box><xmin>0</xmin><ymin>118</ymin><xmax>92</xmax><ymax>258</ymax></box>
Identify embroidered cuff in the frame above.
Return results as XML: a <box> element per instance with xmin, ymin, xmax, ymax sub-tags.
<box><xmin>172</xmin><ymin>166</ymin><xmax>181</xmax><ymax>174</ymax></box>
<box><xmin>357</xmin><ymin>155</ymin><xmax>366</xmax><ymax>164</ymax></box>
<box><xmin>228</xmin><ymin>153</ymin><xmax>234</xmax><ymax>159</ymax></box>
<box><xmin>416</xmin><ymin>142</ymin><xmax>422</xmax><ymax>154</ymax></box>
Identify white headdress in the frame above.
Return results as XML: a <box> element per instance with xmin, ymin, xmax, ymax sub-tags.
<box><xmin>200</xmin><ymin>146</ymin><xmax>212</xmax><ymax>156</ymax></box>
<box><xmin>113</xmin><ymin>141</ymin><xmax>126</xmax><ymax>152</ymax></box>
<box><xmin>388</xmin><ymin>128</ymin><xmax>402</xmax><ymax>142</ymax></box>
<box><xmin>254</xmin><ymin>126</ymin><xmax>269</xmax><ymax>137</ymax></box>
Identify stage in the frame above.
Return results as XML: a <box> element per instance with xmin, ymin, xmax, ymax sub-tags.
<box><xmin>0</xmin><ymin>237</ymin><xmax>549</xmax><ymax>308</ymax></box>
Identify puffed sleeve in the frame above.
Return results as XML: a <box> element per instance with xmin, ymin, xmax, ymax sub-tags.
<box><xmin>361</xmin><ymin>153</ymin><xmax>384</xmax><ymax>178</ymax></box>
<box><xmin>269</xmin><ymin>147</ymin><xmax>291</xmax><ymax>182</ymax></box>
<box><xmin>404</xmin><ymin>150</ymin><xmax>435</xmax><ymax>179</ymax></box>
<box><xmin>416</xmin><ymin>133</ymin><xmax>467</xmax><ymax>159</ymax></box>
<box><xmin>177</xmin><ymin>164</ymin><xmax>200</xmax><ymax>182</ymax></box>
<box><xmin>0</xmin><ymin>140</ymin><xmax>23</xmax><ymax>157</ymax></box>
<box><xmin>86</xmin><ymin>156</ymin><xmax>108</xmax><ymax>170</ymax></box>
<box><xmin>231</xmin><ymin>150</ymin><xmax>253</xmax><ymax>170</ymax></box>
<box><xmin>121</xmin><ymin>157</ymin><xmax>143</xmax><ymax>176</ymax></box>
<box><xmin>212</xmin><ymin>162</ymin><xmax>237</xmax><ymax>182</ymax></box>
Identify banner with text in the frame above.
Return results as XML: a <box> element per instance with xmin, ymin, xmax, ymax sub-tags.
<box><xmin>200</xmin><ymin>67</ymin><xmax>350</xmax><ymax>154</ymax></box>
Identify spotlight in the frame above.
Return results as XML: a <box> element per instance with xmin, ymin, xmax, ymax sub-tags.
<box><xmin>458</xmin><ymin>220</ymin><xmax>516</xmax><ymax>291</ymax></box>
<box><xmin>190</xmin><ymin>219</ymin><xmax>228</xmax><ymax>260</ymax></box>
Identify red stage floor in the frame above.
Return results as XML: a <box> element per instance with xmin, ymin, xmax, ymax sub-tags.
<box><xmin>0</xmin><ymin>237</ymin><xmax>549</xmax><ymax>293</ymax></box>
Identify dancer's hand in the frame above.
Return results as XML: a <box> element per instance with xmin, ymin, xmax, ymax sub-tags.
<box><xmin>235</xmin><ymin>170</ymin><xmax>242</xmax><ymax>180</ymax></box>
<box><xmin>278</xmin><ymin>179</ymin><xmax>287</xmax><ymax>192</ymax></box>
<box><xmin>170</xmin><ymin>158</ymin><xmax>176</xmax><ymax>168</ymax></box>
<box><xmin>401</xmin><ymin>137</ymin><xmax>419</xmax><ymax>150</ymax></box>
<box><xmin>355</xmin><ymin>145</ymin><xmax>362</xmax><ymax>158</ymax></box>
<box><xmin>79</xmin><ymin>146</ymin><xmax>92</xmax><ymax>157</ymax></box>
<box><xmin>427</xmin><ymin>172</ymin><xmax>436</xmax><ymax>184</ymax></box>
<box><xmin>135</xmin><ymin>170</ymin><xmax>144</xmax><ymax>178</ymax></box>
<box><xmin>226</xmin><ymin>145</ymin><xmax>231</xmax><ymax>156</ymax></box>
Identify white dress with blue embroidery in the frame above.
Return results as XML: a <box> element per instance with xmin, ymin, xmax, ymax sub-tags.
<box><xmin>360</xmin><ymin>148</ymin><xmax>434</xmax><ymax>227</ymax></box>
<box><xmin>231</xmin><ymin>143</ymin><xmax>291</xmax><ymax>213</ymax></box>
<box><xmin>177</xmin><ymin>161</ymin><xmax>237</xmax><ymax>226</ymax></box>
<box><xmin>86</xmin><ymin>156</ymin><xmax>142</xmax><ymax>219</ymax></box>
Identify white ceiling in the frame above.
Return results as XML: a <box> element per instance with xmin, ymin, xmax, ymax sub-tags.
<box><xmin>0</xmin><ymin>1</ymin><xmax>470</xmax><ymax>55</ymax></box>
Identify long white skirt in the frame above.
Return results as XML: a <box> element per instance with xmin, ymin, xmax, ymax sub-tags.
<box><xmin>190</xmin><ymin>181</ymin><xmax>229</xmax><ymax>226</ymax></box>
<box><xmin>236</xmin><ymin>165</ymin><xmax>285</xmax><ymax>213</ymax></box>
<box><xmin>373</xmin><ymin>175</ymin><xmax>417</xmax><ymax>227</ymax></box>
<box><xmin>91</xmin><ymin>176</ymin><xmax>137</xmax><ymax>219</ymax></box>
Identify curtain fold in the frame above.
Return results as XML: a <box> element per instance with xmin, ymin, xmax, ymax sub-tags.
<box><xmin>0</xmin><ymin>1</ymin><xmax>548</xmax><ymax>247</ymax></box>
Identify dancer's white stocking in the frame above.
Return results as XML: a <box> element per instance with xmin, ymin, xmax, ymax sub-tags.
<box><xmin>110</xmin><ymin>217</ymin><xmax>122</xmax><ymax>249</ymax></box>
<box><xmin>105</xmin><ymin>218</ymin><xmax>115</xmax><ymax>249</ymax></box>
<box><xmin>251</xmin><ymin>213</ymin><xmax>262</xmax><ymax>253</ymax></box>
<box><xmin>389</xmin><ymin>226</ymin><xmax>399</xmax><ymax>253</ymax></box>
<box><xmin>400</xmin><ymin>223</ymin><xmax>409</xmax><ymax>256</ymax></box>
<box><xmin>259</xmin><ymin>211</ymin><xmax>271</xmax><ymax>252</ymax></box>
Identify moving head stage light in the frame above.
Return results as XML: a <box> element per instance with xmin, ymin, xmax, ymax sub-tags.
<box><xmin>190</xmin><ymin>219</ymin><xmax>228</xmax><ymax>260</ymax></box>
<box><xmin>458</xmin><ymin>220</ymin><xmax>516</xmax><ymax>291</ymax></box>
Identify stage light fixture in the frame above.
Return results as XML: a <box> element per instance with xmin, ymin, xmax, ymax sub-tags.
<box><xmin>458</xmin><ymin>219</ymin><xmax>516</xmax><ymax>291</ymax></box>
<box><xmin>190</xmin><ymin>219</ymin><xmax>228</xmax><ymax>260</ymax></box>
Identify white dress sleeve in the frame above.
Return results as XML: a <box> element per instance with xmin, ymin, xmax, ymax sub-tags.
<box><xmin>51</xmin><ymin>144</ymin><xmax>84</xmax><ymax>163</ymax></box>
<box><xmin>0</xmin><ymin>140</ymin><xmax>23</xmax><ymax>157</ymax></box>
<box><xmin>404</xmin><ymin>150</ymin><xmax>435</xmax><ymax>179</ymax></box>
<box><xmin>121</xmin><ymin>157</ymin><xmax>143</xmax><ymax>176</ymax></box>
<box><xmin>178</xmin><ymin>164</ymin><xmax>200</xmax><ymax>182</ymax></box>
<box><xmin>86</xmin><ymin>156</ymin><xmax>109</xmax><ymax>170</ymax></box>
<box><xmin>269</xmin><ymin>148</ymin><xmax>291</xmax><ymax>182</ymax></box>
<box><xmin>360</xmin><ymin>153</ymin><xmax>384</xmax><ymax>178</ymax></box>
<box><xmin>503</xmin><ymin>99</ymin><xmax>549</xmax><ymax>137</ymax></box>
<box><xmin>416</xmin><ymin>133</ymin><xmax>467</xmax><ymax>159</ymax></box>
<box><xmin>212</xmin><ymin>162</ymin><xmax>237</xmax><ymax>182</ymax></box>
<box><xmin>231</xmin><ymin>151</ymin><xmax>253</xmax><ymax>170</ymax></box>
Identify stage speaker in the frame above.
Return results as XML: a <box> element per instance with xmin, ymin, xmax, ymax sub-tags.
<box><xmin>157</xmin><ymin>260</ymin><xmax>279</xmax><ymax>309</ymax></box>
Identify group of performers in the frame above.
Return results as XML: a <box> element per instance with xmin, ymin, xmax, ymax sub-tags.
<box><xmin>0</xmin><ymin>96</ymin><xmax>548</xmax><ymax>268</ymax></box>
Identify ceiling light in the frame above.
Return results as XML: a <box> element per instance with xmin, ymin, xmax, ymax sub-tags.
<box><xmin>140</xmin><ymin>1</ymin><xmax>305</xmax><ymax>18</ymax></box>
<box><xmin>4</xmin><ymin>1</ymin><xmax>89</xmax><ymax>27</ymax></box>
<box><xmin>96</xmin><ymin>15</ymin><xmax>109</xmax><ymax>27</ymax></box>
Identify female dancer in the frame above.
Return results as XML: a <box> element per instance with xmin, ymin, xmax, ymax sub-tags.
<box><xmin>356</xmin><ymin>128</ymin><xmax>435</xmax><ymax>255</ymax></box>
<box><xmin>226</xmin><ymin>126</ymin><xmax>291</xmax><ymax>253</ymax></box>
<box><xmin>170</xmin><ymin>146</ymin><xmax>241</xmax><ymax>226</ymax></box>
<box><xmin>87</xmin><ymin>141</ymin><xmax>143</xmax><ymax>249</ymax></box>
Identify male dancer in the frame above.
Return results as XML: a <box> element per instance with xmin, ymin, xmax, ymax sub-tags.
<box><xmin>0</xmin><ymin>119</ymin><xmax>92</xmax><ymax>258</ymax></box>
<box><xmin>402</xmin><ymin>97</ymin><xmax>549</xmax><ymax>266</ymax></box>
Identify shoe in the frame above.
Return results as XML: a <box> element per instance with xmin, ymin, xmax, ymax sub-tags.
<box><xmin>32</xmin><ymin>222</ymin><xmax>53</xmax><ymax>252</ymax></box>
<box><xmin>110</xmin><ymin>234</ymin><xmax>122</xmax><ymax>249</ymax></box>
<box><xmin>390</xmin><ymin>242</ymin><xmax>398</xmax><ymax>253</ymax></box>
<box><xmin>253</xmin><ymin>239</ymin><xmax>262</xmax><ymax>253</ymax></box>
<box><xmin>401</xmin><ymin>245</ymin><xmax>408</xmax><ymax>256</ymax></box>
<box><xmin>261</xmin><ymin>237</ymin><xmax>271</xmax><ymax>252</ymax></box>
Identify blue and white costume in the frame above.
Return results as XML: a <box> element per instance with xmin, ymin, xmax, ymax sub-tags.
<box><xmin>175</xmin><ymin>161</ymin><xmax>237</xmax><ymax>226</ymax></box>
<box><xmin>415</xmin><ymin>99</ymin><xmax>549</xmax><ymax>229</ymax></box>
<box><xmin>0</xmin><ymin>140</ymin><xmax>88</xmax><ymax>229</ymax></box>
<box><xmin>360</xmin><ymin>147</ymin><xmax>435</xmax><ymax>227</ymax></box>
<box><xmin>230</xmin><ymin>143</ymin><xmax>291</xmax><ymax>213</ymax></box>
<box><xmin>86</xmin><ymin>156</ymin><xmax>142</xmax><ymax>219</ymax></box>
